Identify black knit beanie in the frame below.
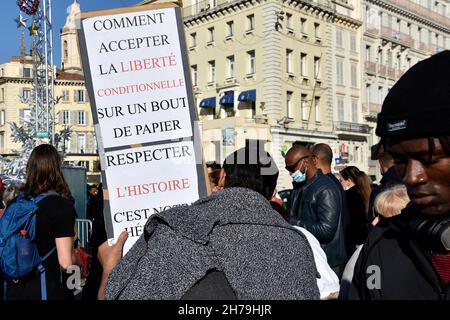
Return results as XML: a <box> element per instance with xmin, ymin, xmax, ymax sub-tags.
<box><xmin>376</xmin><ymin>50</ymin><xmax>450</xmax><ymax>139</ymax></box>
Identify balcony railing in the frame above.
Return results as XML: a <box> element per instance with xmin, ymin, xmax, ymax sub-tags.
<box><xmin>365</xmin><ymin>63</ymin><xmax>403</xmax><ymax>80</ymax></box>
<box><xmin>380</xmin><ymin>26</ymin><xmax>415</xmax><ymax>47</ymax></box>
<box><xmin>334</xmin><ymin>121</ymin><xmax>370</xmax><ymax>134</ymax></box>
<box><xmin>365</xmin><ymin>61</ymin><xmax>377</xmax><ymax>74</ymax></box>
<box><xmin>363</xmin><ymin>103</ymin><xmax>382</xmax><ymax>114</ymax></box>
<box><xmin>388</xmin><ymin>0</ymin><xmax>450</xmax><ymax>28</ymax></box>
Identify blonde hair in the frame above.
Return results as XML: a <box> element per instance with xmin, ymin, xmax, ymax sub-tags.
<box><xmin>374</xmin><ymin>184</ymin><xmax>410</xmax><ymax>218</ymax></box>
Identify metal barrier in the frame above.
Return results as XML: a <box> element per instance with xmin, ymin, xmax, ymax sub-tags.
<box><xmin>76</xmin><ymin>219</ymin><xmax>92</xmax><ymax>249</ymax></box>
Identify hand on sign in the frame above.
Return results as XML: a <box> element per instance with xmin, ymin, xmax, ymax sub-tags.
<box><xmin>98</xmin><ymin>231</ymin><xmax>128</xmax><ymax>273</ymax></box>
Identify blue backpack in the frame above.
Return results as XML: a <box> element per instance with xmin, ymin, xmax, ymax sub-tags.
<box><xmin>0</xmin><ymin>192</ymin><xmax>58</xmax><ymax>300</ymax></box>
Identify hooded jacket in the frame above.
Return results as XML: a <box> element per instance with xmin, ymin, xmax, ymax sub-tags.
<box><xmin>104</xmin><ymin>187</ymin><xmax>320</xmax><ymax>300</ymax></box>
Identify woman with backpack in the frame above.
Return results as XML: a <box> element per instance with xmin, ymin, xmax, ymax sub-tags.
<box><xmin>2</xmin><ymin>144</ymin><xmax>76</xmax><ymax>300</ymax></box>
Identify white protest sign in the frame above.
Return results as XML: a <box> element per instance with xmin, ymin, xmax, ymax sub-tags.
<box><xmin>79</xmin><ymin>3</ymin><xmax>208</xmax><ymax>254</ymax></box>
<box><xmin>82</xmin><ymin>6</ymin><xmax>193</xmax><ymax>149</ymax></box>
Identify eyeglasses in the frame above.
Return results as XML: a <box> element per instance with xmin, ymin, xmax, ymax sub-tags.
<box><xmin>285</xmin><ymin>155</ymin><xmax>308</xmax><ymax>173</ymax></box>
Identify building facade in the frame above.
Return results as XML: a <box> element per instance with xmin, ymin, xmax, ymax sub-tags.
<box><xmin>182</xmin><ymin>0</ymin><xmax>366</xmax><ymax>189</ymax></box>
<box><xmin>362</xmin><ymin>0</ymin><xmax>450</xmax><ymax>177</ymax></box>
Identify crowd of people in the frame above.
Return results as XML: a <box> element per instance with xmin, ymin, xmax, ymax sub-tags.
<box><xmin>0</xmin><ymin>51</ymin><xmax>449</xmax><ymax>300</ymax></box>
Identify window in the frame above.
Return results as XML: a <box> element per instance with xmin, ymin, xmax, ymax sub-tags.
<box><xmin>336</xmin><ymin>58</ymin><xmax>344</xmax><ymax>85</ymax></box>
<box><xmin>190</xmin><ymin>33</ymin><xmax>197</xmax><ymax>47</ymax></box>
<box><xmin>366</xmin><ymin>83</ymin><xmax>372</xmax><ymax>104</ymax></box>
<box><xmin>396</xmin><ymin>55</ymin><xmax>402</xmax><ymax>70</ymax></box>
<box><xmin>227</xmin><ymin>21</ymin><xmax>234</xmax><ymax>37</ymax></box>
<box><xmin>337</xmin><ymin>98</ymin><xmax>344</xmax><ymax>122</ymax></box>
<box><xmin>208</xmin><ymin>61</ymin><xmax>215</xmax><ymax>82</ymax></box>
<box><xmin>407</xmin><ymin>23</ymin><xmax>412</xmax><ymax>35</ymax></box>
<box><xmin>64</xmin><ymin>134</ymin><xmax>71</xmax><ymax>153</ymax></box>
<box><xmin>387</xmin><ymin>14</ymin><xmax>392</xmax><ymax>29</ymax></box>
<box><xmin>227</xmin><ymin>56</ymin><xmax>235</xmax><ymax>78</ymax></box>
<box><xmin>63</xmin><ymin>40</ymin><xmax>68</xmax><ymax>59</ymax></box>
<box><xmin>74</xmin><ymin>90</ymin><xmax>86</xmax><ymax>103</ymax></box>
<box><xmin>377</xmin><ymin>49</ymin><xmax>383</xmax><ymax>64</ymax></box>
<box><xmin>286</xmin><ymin>91</ymin><xmax>293</xmax><ymax>118</ymax></box>
<box><xmin>314</xmin><ymin>97</ymin><xmax>320</xmax><ymax>122</ymax></box>
<box><xmin>77</xmin><ymin>111</ymin><xmax>87</xmax><ymax>125</ymax></box>
<box><xmin>247</xmin><ymin>50</ymin><xmax>255</xmax><ymax>74</ymax></box>
<box><xmin>365</xmin><ymin>45</ymin><xmax>371</xmax><ymax>61</ymax></box>
<box><xmin>351</xmin><ymin>62</ymin><xmax>358</xmax><ymax>88</ymax></box>
<box><xmin>286</xmin><ymin>13</ymin><xmax>293</xmax><ymax>30</ymax></box>
<box><xmin>301</xmin><ymin>94</ymin><xmax>308</xmax><ymax>121</ymax></box>
<box><xmin>300</xmin><ymin>18</ymin><xmax>307</xmax><ymax>34</ymax></box>
<box><xmin>407</xmin><ymin>57</ymin><xmax>412</xmax><ymax>69</ymax></box>
<box><xmin>300</xmin><ymin>53</ymin><xmax>307</xmax><ymax>77</ymax></box>
<box><xmin>22</xmin><ymin>88</ymin><xmax>31</xmax><ymax>101</ymax></box>
<box><xmin>378</xmin><ymin>86</ymin><xmax>384</xmax><ymax>105</ymax></box>
<box><xmin>350</xmin><ymin>33</ymin><xmax>357</xmax><ymax>52</ymax></box>
<box><xmin>247</xmin><ymin>14</ymin><xmax>255</xmax><ymax>31</ymax></box>
<box><xmin>62</xmin><ymin>110</ymin><xmax>70</xmax><ymax>125</ymax></box>
<box><xmin>395</xmin><ymin>19</ymin><xmax>401</xmax><ymax>32</ymax></box>
<box><xmin>314</xmin><ymin>56</ymin><xmax>320</xmax><ymax>78</ymax></box>
<box><xmin>0</xmin><ymin>133</ymin><xmax>4</xmax><ymax>153</ymax></box>
<box><xmin>22</xmin><ymin>68</ymin><xmax>31</xmax><ymax>78</ymax></box>
<box><xmin>351</xmin><ymin>99</ymin><xmax>358</xmax><ymax>123</ymax></box>
<box><xmin>0</xmin><ymin>88</ymin><xmax>4</xmax><ymax>102</ymax></box>
<box><xmin>418</xmin><ymin>27</ymin><xmax>422</xmax><ymax>43</ymax></box>
<box><xmin>61</xmin><ymin>90</ymin><xmax>69</xmax><ymax>102</ymax></box>
<box><xmin>0</xmin><ymin>110</ymin><xmax>5</xmax><ymax>126</ymax></box>
<box><xmin>77</xmin><ymin>134</ymin><xmax>86</xmax><ymax>153</ymax></box>
<box><xmin>191</xmin><ymin>65</ymin><xmax>198</xmax><ymax>86</ymax></box>
<box><xmin>314</xmin><ymin>23</ymin><xmax>320</xmax><ymax>38</ymax></box>
<box><xmin>286</xmin><ymin>49</ymin><xmax>293</xmax><ymax>73</ymax></box>
<box><xmin>387</xmin><ymin>50</ymin><xmax>392</xmax><ymax>67</ymax></box>
<box><xmin>336</xmin><ymin>29</ymin><xmax>343</xmax><ymax>48</ymax></box>
<box><xmin>208</xmin><ymin>27</ymin><xmax>215</xmax><ymax>43</ymax></box>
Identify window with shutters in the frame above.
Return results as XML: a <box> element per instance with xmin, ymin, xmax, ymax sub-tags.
<box><xmin>77</xmin><ymin>111</ymin><xmax>87</xmax><ymax>125</ymax></box>
<box><xmin>62</xmin><ymin>110</ymin><xmax>70</xmax><ymax>125</ymax></box>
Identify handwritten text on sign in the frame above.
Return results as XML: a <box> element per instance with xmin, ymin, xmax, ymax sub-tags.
<box><xmin>82</xmin><ymin>9</ymin><xmax>193</xmax><ymax>149</ymax></box>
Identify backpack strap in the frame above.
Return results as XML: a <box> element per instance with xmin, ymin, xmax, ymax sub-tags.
<box><xmin>37</xmin><ymin>247</ymin><xmax>57</xmax><ymax>300</ymax></box>
<box><xmin>34</xmin><ymin>191</ymin><xmax>59</xmax><ymax>204</ymax></box>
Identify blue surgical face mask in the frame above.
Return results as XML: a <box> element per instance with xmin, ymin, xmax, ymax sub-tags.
<box><xmin>291</xmin><ymin>161</ymin><xmax>307</xmax><ymax>183</ymax></box>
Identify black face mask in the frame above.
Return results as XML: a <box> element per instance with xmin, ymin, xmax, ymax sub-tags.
<box><xmin>390</xmin><ymin>205</ymin><xmax>450</xmax><ymax>253</ymax></box>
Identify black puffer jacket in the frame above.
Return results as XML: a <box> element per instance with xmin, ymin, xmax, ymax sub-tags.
<box><xmin>298</xmin><ymin>169</ymin><xmax>347</xmax><ymax>267</ymax></box>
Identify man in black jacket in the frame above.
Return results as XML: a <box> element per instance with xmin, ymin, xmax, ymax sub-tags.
<box><xmin>349</xmin><ymin>50</ymin><xmax>450</xmax><ymax>300</ymax></box>
<box><xmin>293</xmin><ymin>145</ymin><xmax>347</xmax><ymax>276</ymax></box>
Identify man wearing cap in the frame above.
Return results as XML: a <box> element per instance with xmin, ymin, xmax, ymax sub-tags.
<box><xmin>348</xmin><ymin>50</ymin><xmax>450</xmax><ymax>300</ymax></box>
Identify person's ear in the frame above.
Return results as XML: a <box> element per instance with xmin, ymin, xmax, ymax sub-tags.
<box><xmin>218</xmin><ymin>169</ymin><xmax>226</xmax><ymax>188</ymax></box>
